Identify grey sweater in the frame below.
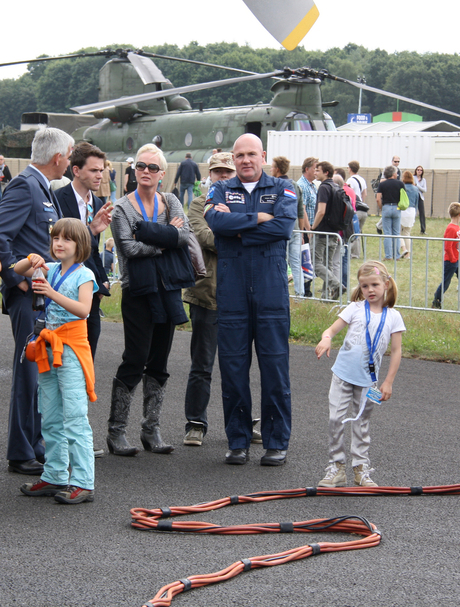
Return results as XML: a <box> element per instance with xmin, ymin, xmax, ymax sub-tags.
<box><xmin>111</xmin><ymin>193</ymin><xmax>189</xmax><ymax>289</ymax></box>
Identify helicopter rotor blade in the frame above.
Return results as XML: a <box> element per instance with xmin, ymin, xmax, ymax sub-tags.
<box><xmin>321</xmin><ymin>71</ymin><xmax>460</xmax><ymax>120</ymax></box>
<box><xmin>134</xmin><ymin>51</ymin><xmax>261</xmax><ymax>77</ymax></box>
<box><xmin>127</xmin><ymin>52</ymin><xmax>168</xmax><ymax>85</ymax></box>
<box><xmin>71</xmin><ymin>70</ymin><xmax>284</xmax><ymax>115</ymax></box>
<box><xmin>243</xmin><ymin>0</ymin><xmax>319</xmax><ymax>50</ymax></box>
<box><xmin>0</xmin><ymin>50</ymin><xmax>114</xmax><ymax>68</ymax></box>
<box><xmin>0</xmin><ymin>48</ymin><xmax>266</xmax><ymax>78</ymax></box>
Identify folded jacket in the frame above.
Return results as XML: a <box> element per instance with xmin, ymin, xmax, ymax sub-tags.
<box><xmin>34</xmin><ymin>319</ymin><xmax>97</xmax><ymax>402</ymax></box>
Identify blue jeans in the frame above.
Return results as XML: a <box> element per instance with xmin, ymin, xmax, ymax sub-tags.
<box><xmin>434</xmin><ymin>260</ymin><xmax>459</xmax><ymax>302</ymax></box>
<box><xmin>184</xmin><ymin>304</ymin><xmax>218</xmax><ymax>433</ymax></box>
<box><xmin>180</xmin><ymin>183</ymin><xmax>194</xmax><ymax>207</ymax></box>
<box><xmin>381</xmin><ymin>204</ymin><xmax>401</xmax><ymax>260</ymax></box>
<box><xmin>314</xmin><ymin>234</ymin><xmax>340</xmax><ymax>296</ymax></box>
<box><xmin>287</xmin><ymin>230</ymin><xmax>304</xmax><ymax>296</ymax></box>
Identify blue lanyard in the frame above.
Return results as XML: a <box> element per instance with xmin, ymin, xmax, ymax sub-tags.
<box><xmin>45</xmin><ymin>262</ymin><xmax>81</xmax><ymax>309</ymax></box>
<box><xmin>135</xmin><ymin>189</ymin><xmax>158</xmax><ymax>223</ymax></box>
<box><xmin>34</xmin><ymin>262</ymin><xmax>81</xmax><ymax>321</ymax></box>
<box><xmin>364</xmin><ymin>300</ymin><xmax>387</xmax><ymax>382</ymax></box>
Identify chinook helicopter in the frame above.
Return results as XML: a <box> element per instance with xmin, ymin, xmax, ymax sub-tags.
<box><xmin>11</xmin><ymin>45</ymin><xmax>460</xmax><ymax>164</ymax></box>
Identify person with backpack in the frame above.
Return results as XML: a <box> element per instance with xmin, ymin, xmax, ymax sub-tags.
<box><xmin>311</xmin><ymin>161</ymin><xmax>343</xmax><ymax>300</ymax></box>
<box><xmin>332</xmin><ymin>172</ymin><xmax>357</xmax><ymax>289</ymax></box>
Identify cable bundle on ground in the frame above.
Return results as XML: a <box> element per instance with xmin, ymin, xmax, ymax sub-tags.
<box><xmin>131</xmin><ymin>492</ymin><xmax>382</xmax><ymax>606</ymax></box>
<box><xmin>131</xmin><ymin>483</ymin><xmax>460</xmax><ymax>606</ymax></box>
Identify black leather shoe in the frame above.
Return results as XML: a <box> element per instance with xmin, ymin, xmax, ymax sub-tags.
<box><xmin>8</xmin><ymin>459</ymin><xmax>44</xmax><ymax>475</ymax></box>
<box><xmin>225</xmin><ymin>449</ymin><xmax>249</xmax><ymax>465</ymax></box>
<box><xmin>260</xmin><ymin>449</ymin><xmax>287</xmax><ymax>466</ymax></box>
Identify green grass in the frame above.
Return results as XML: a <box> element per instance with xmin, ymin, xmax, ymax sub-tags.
<box><xmin>99</xmin><ymin>216</ymin><xmax>460</xmax><ymax>363</ymax></box>
<box><xmin>346</xmin><ymin>216</ymin><xmax>459</xmax><ymax>311</ymax></box>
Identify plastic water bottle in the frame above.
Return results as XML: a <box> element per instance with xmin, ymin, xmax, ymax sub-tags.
<box><xmin>32</xmin><ymin>268</ymin><xmax>46</xmax><ymax>311</ymax></box>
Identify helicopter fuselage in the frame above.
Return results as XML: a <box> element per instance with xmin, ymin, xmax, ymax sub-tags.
<box><xmin>77</xmin><ymin>78</ymin><xmax>336</xmax><ymax>162</ymax></box>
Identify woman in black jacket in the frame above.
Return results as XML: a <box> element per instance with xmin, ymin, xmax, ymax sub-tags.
<box><xmin>108</xmin><ymin>144</ymin><xmax>194</xmax><ymax>456</ymax></box>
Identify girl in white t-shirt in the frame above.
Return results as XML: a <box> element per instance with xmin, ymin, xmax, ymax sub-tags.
<box><xmin>315</xmin><ymin>260</ymin><xmax>405</xmax><ymax>488</ymax></box>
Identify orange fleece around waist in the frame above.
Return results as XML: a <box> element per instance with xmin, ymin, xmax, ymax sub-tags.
<box><xmin>34</xmin><ymin>319</ymin><xmax>97</xmax><ymax>402</ymax></box>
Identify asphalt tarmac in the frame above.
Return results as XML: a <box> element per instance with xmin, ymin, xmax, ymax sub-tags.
<box><xmin>0</xmin><ymin>312</ymin><xmax>459</xmax><ymax>607</ymax></box>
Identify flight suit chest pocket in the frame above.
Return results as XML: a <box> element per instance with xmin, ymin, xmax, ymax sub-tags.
<box><xmin>258</xmin><ymin>193</ymin><xmax>277</xmax><ymax>215</ymax></box>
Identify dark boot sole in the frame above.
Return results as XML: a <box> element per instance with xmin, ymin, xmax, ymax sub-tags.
<box><xmin>140</xmin><ymin>436</ymin><xmax>174</xmax><ymax>454</ymax></box>
<box><xmin>106</xmin><ymin>438</ymin><xmax>139</xmax><ymax>457</ymax></box>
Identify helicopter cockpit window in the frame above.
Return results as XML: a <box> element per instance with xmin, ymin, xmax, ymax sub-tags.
<box><xmin>280</xmin><ymin>113</ymin><xmax>313</xmax><ymax>132</ymax></box>
<box><xmin>292</xmin><ymin>114</ymin><xmax>313</xmax><ymax>132</ymax></box>
<box><xmin>323</xmin><ymin>113</ymin><xmax>337</xmax><ymax>131</ymax></box>
<box><xmin>311</xmin><ymin>120</ymin><xmax>326</xmax><ymax>131</ymax></box>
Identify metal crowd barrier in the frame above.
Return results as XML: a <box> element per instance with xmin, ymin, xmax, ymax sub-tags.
<box><xmin>293</xmin><ymin>230</ymin><xmax>460</xmax><ymax>313</ymax></box>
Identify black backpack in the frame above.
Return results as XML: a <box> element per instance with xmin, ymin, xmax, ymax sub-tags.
<box><xmin>326</xmin><ymin>182</ymin><xmax>354</xmax><ymax>235</ymax></box>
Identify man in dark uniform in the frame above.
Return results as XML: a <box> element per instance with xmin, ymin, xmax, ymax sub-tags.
<box><xmin>204</xmin><ymin>134</ymin><xmax>296</xmax><ymax>466</ymax></box>
<box><xmin>0</xmin><ymin>127</ymin><xmax>74</xmax><ymax>475</ymax></box>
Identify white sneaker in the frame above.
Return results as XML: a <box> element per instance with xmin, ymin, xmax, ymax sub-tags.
<box><xmin>184</xmin><ymin>424</ymin><xmax>204</xmax><ymax>446</ymax></box>
<box><xmin>318</xmin><ymin>462</ymin><xmax>347</xmax><ymax>487</ymax></box>
<box><xmin>353</xmin><ymin>464</ymin><xmax>378</xmax><ymax>487</ymax></box>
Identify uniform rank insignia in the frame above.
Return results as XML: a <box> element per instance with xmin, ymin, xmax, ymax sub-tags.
<box><xmin>225</xmin><ymin>191</ymin><xmax>245</xmax><ymax>204</ymax></box>
<box><xmin>284</xmin><ymin>188</ymin><xmax>297</xmax><ymax>199</ymax></box>
<box><xmin>203</xmin><ymin>203</ymin><xmax>214</xmax><ymax>216</ymax></box>
<box><xmin>260</xmin><ymin>194</ymin><xmax>277</xmax><ymax>204</ymax></box>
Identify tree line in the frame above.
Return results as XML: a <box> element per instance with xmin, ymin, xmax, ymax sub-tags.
<box><xmin>1</xmin><ymin>42</ymin><xmax>459</xmax><ymax>130</ymax></box>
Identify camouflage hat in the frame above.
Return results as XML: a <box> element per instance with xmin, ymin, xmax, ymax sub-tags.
<box><xmin>209</xmin><ymin>152</ymin><xmax>235</xmax><ymax>172</ymax></box>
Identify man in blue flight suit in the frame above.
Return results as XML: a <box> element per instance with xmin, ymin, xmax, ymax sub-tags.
<box><xmin>0</xmin><ymin>127</ymin><xmax>74</xmax><ymax>475</ymax></box>
<box><xmin>204</xmin><ymin>134</ymin><xmax>297</xmax><ymax>466</ymax></box>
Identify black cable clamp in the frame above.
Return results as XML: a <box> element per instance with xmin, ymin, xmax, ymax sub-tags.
<box><xmin>279</xmin><ymin>522</ymin><xmax>294</xmax><ymax>533</ymax></box>
<box><xmin>159</xmin><ymin>507</ymin><xmax>172</xmax><ymax>518</ymax></box>
<box><xmin>179</xmin><ymin>579</ymin><xmax>192</xmax><ymax>592</ymax></box>
<box><xmin>309</xmin><ymin>543</ymin><xmax>321</xmax><ymax>555</ymax></box>
<box><xmin>305</xmin><ymin>487</ymin><xmax>317</xmax><ymax>497</ymax></box>
<box><xmin>156</xmin><ymin>520</ymin><xmax>173</xmax><ymax>531</ymax></box>
<box><xmin>241</xmin><ymin>559</ymin><xmax>252</xmax><ymax>571</ymax></box>
<box><xmin>410</xmin><ymin>486</ymin><xmax>424</xmax><ymax>495</ymax></box>
<box><xmin>230</xmin><ymin>495</ymin><xmax>239</xmax><ymax>505</ymax></box>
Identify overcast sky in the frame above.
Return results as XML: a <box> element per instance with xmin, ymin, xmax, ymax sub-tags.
<box><xmin>2</xmin><ymin>0</ymin><xmax>458</xmax><ymax>81</ymax></box>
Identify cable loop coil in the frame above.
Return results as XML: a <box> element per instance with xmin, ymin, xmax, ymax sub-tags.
<box><xmin>133</xmin><ymin>484</ymin><xmax>460</xmax><ymax>606</ymax></box>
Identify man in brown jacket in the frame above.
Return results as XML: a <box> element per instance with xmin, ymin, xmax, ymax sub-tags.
<box><xmin>182</xmin><ymin>153</ymin><xmax>235</xmax><ymax>446</ymax></box>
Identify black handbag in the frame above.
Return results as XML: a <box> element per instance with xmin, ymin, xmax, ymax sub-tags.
<box><xmin>355</xmin><ymin>200</ymin><xmax>369</xmax><ymax>213</ymax></box>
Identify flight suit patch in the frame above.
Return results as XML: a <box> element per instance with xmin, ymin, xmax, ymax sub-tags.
<box><xmin>260</xmin><ymin>194</ymin><xmax>277</xmax><ymax>204</ymax></box>
<box><xmin>225</xmin><ymin>192</ymin><xmax>245</xmax><ymax>204</ymax></box>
